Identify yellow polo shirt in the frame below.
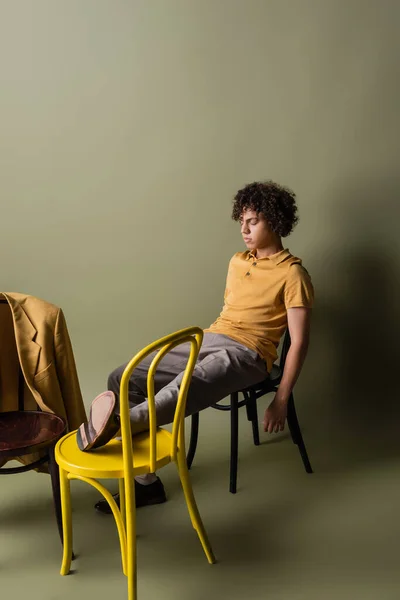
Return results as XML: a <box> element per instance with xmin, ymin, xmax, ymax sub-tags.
<box><xmin>205</xmin><ymin>248</ymin><xmax>314</xmax><ymax>371</ymax></box>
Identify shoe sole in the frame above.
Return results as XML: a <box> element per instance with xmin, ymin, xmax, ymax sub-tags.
<box><xmin>76</xmin><ymin>391</ymin><xmax>120</xmax><ymax>451</ymax></box>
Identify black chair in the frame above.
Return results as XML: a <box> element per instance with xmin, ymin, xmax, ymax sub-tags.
<box><xmin>0</xmin><ymin>298</ymin><xmax>66</xmax><ymax>545</ymax></box>
<box><xmin>186</xmin><ymin>330</ymin><xmax>313</xmax><ymax>493</ymax></box>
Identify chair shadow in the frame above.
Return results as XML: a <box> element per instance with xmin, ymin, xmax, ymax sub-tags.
<box><xmin>0</xmin><ymin>496</ymin><xmax>55</xmax><ymax>529</ymax></box>
<box><xmin>301</xmin><ymin>176</ymin><xmax>400</xmax><ymax>474</ymax></box>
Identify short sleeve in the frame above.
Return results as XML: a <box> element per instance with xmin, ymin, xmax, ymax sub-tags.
<box><xmin>284</xmin><ymin>264</ymin><xmax>314</xmax><ymax>309</ymax></box>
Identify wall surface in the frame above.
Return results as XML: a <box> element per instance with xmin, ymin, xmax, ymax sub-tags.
<box><xmin>1</xmin><ymin>2</ymin><xmax>399</xmax><ymax>470</ymax></box>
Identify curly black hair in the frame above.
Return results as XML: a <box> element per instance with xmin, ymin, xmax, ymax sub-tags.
<box><xmin>231</xmin><ymin>180</ymin><xmax>299</xmax><ymax>237</ymax></box>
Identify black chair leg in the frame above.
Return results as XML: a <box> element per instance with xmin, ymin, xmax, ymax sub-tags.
<box><xmin>230</xmin><ymin>392</ymin><xmax>239</xmax><ymax>494</ymax></box>
<box><xmin>187</xmin><ymin>413</ymin><xmax>199</xmax><ymax>470</ymax></box>
<box><xmin>249</xmin><ymin>391</ymin><xmax>260</xmax><ymax>446</ymax></box>
<box><xmin>245</xmin><ymin>392</ymin><xmax>252</xmax><ymax>421</ymax></box>
<box><xmin>287</xmin><ymin>394</ymin><xmax>313</xmax><ymax>474</ymax></box>
<box><xmin>287</xmin><ymin>394</ymin><xmax>300</xmax><ymax>445</ymax></box>
<box><xmin>48</xmin><ymin>446</ymin><xmax>64</xmax><ymax>544</ymax></box>
<box><xmin>245</xmin><ymin>391</ymin><xmax>260</xmax><ymax>446</ymax></box>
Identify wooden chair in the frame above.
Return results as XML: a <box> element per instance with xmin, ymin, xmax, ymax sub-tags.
<box><xmin>187</xmin><ymin>330</ymin><xmax>313</xmax><ymax>493</ymax></box>
<box><xmin>0</xmin><ymin>298</ymin><xmax>66</xmax><ymax>544</ymax></box>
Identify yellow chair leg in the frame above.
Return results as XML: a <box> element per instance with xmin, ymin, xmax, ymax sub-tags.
<box><xmin>105</xmin><ymin>488</ymin><xmax>127</xmax><ymax>577</ymax></box>
<box><xmin>69</xmin><ymin>474</ymin><xmax>128</xmax><ymax>576</ymax></box>
<box><xmin>176</xmin><ymin>450</ymin><xmax>216</xmax><ymax>564</ymax></box>
<box><xmin>59</xmin><ymin>468</ymin><xmax>73</xmax><ymax>575</ymax></box>
<box><xmin>119</xmin><ymin>478</ymin><xmax>126</xmax><ymax>526</ymax></box>
<box><xmin>125</xmin><ymin>478</ymin><xmax>137</xmax><ymax>600</ymax></box>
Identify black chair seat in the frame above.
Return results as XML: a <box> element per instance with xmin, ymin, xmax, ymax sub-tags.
<box><xmin>240</xmin><ymin>364</ymin><xmax>281</xmax><ymax>393</ymax></box>
<box><xmin>212</xmin><ymin>365</ymin><xmax>282</xmax><ymax>412</ymax></box>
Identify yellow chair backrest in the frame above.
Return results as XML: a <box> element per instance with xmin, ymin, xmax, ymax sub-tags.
<box><xmin>118</xmin><ymin>326</ymin><xmax>203</xmax><ymax>501</ymax></box>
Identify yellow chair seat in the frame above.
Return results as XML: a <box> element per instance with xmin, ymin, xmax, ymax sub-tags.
<box><xmin>56</xmin><ymin>429</ymin><xmax>174</xmax><ymax>479</ymax></box>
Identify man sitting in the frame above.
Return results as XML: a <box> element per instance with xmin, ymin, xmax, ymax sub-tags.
<box><xmin>77</xmin><ymin>180</ymin><xmax>314</xmax><ymax>513</ymax></box>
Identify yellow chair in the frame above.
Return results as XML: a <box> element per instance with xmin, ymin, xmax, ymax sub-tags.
<box><xmin>55</xmin><ymin>327</ymin><xmax>216</xmax><ymax>600</ymax></box>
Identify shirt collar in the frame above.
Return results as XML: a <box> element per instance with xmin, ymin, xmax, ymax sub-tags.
<box><xmin>247</xmin><ymin>248</ymin><xmax>290</xmax><ymax>265</ymax></box>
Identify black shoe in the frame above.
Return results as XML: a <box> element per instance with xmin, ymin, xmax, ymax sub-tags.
<box><xmin>94</xmin><ymin>477</ymin><xmax>167</xmax><ymax>514</ymax></box>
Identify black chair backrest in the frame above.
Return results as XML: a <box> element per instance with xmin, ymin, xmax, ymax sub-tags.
<box><xmin>0</xmin><ymin>298</ymin><xmax>26</xmax><ymax>411</ymax></box>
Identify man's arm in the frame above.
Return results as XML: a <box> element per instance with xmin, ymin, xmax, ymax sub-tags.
<box><xmin>263</xmin><ymin>307</ymin><xmax>311</xmax><ymax>434</ymax></box>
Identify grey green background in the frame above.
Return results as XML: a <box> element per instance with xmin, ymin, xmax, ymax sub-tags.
<box><xmin>1</xmin><ymin>1</ymin><xmax>400</xmax><ymax>599</ymax></box>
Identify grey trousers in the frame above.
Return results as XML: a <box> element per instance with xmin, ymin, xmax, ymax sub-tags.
<box><xmin>107</xmin><ymin>333</ymin><xmax>268</xmax><ymax>435</ymax></box>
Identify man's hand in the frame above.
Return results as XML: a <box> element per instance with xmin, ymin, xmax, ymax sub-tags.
<box><xmin>263</xmin><ymin>396</ymin><xmax>288</xmax><ymax>433</ymax></box>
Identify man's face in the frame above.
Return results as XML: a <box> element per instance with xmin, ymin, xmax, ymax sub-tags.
<box><xmin>239</xmin><ymin>209</ymin><xmax>272</xmax><ymax>250</ymax></box>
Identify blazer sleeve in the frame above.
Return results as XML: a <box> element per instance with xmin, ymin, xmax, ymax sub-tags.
<box><xmin>54</xmin><ymin>309</ymin><xmax>87</xmax><ymax>430</ymax></box>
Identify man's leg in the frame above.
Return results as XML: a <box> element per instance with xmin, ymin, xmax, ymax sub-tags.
<box><xmin>127</xmin><ymin>334</ymin><xmax>268</xmax><ymax>434</ymax></box>
<box><xmin>95</xmin><ymin>334</ymin><xmax>228</xmax><ymax>512</ymax></box>
<box><xmin>107</xmin><ymin>344</ymin><xmax>192</xmax><ymax>414</ymax></box>
<box><xmin>95</xmin><ymin>334</ymin><xmax>268</xmax><ymax>513</ymax></box>
<box><xmin>109</xmin><ymin>346</ymin><xmax>194</xmax><ymax>486</ymax></box>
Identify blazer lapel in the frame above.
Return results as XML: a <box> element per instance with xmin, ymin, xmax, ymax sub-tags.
<box><xmin>2</xmin><ymin>293</ymin><xmax>41</xmax><ymax>384</ymax></box>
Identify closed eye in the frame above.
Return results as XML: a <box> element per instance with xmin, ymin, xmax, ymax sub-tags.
<box><xmin>240</xmin><ymin>219</ymin><xmax>258</xmax><ymax>225</ymax></box>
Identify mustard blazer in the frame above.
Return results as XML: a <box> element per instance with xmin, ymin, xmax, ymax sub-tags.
<box><xmin>0</xmin><ymin>292</ymin><xmax>87</xmax><ymax>468</ymax></box>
